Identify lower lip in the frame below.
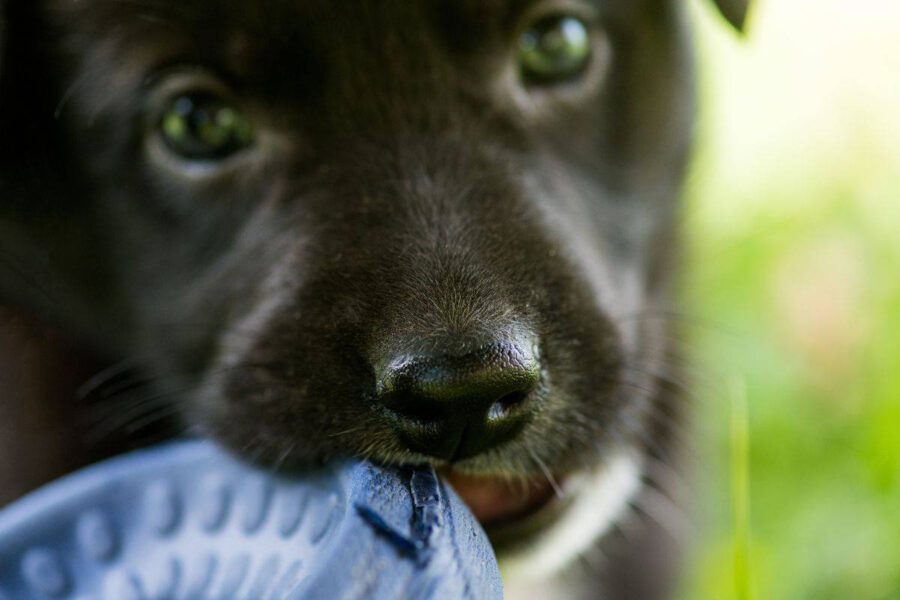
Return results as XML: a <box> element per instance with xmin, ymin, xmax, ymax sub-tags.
<box><xmin>440</xmin><ymin>470</ymin><xmax>563</xmax><ymax>528</ymax></box>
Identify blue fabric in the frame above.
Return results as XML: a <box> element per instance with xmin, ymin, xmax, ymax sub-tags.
<box><xmin>0</xmin><ymin>440</ymin><xmax>503</xmax><ymax>599</ymax></box>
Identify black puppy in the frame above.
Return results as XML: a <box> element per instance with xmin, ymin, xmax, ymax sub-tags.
<box><xmin>0</xmin><ymin>1</ymin><xmax>747</xmax><ymax>598</ymax></box>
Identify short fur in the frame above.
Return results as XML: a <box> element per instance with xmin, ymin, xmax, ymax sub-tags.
<box><xmin>0</xmin><ymin>1</ymin><xmax>747</xmax><ymax>598</ymax></box>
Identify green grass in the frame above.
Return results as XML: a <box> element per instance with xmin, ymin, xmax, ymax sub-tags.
<box><xmin>731</xmin><ymin>381</ymin><xmax>751</xmax><ymax>600</ymax></box>
<box><xmin>676</xmin><ymin>2</ymin><xmax>900</xmax><ymax>598</ymax></box>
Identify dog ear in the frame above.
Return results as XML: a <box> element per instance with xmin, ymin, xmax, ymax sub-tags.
<box><xmin>710</xmin><ymin>0</ymin><xmax>751</xmax><ymax>32</ymax></box>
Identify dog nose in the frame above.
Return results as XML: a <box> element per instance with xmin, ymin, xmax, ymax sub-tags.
<box><xmin>375</xmin><ymin>336</ymin><xmax>541</xmax><ymax>461</ymax></box>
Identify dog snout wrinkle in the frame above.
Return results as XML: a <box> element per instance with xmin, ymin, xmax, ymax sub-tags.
<box><xmin>376</xmin><ymin>336</ymin><xmax>540</xmax><ymax>461</ymax></box>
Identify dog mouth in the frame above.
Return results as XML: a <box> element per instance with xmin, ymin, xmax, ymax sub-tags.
<box><xmin>442</xmin><ymin>452</ymin><xmax>645</xmax><ymax>580</ymax></box>
<box><xmin>440</xmin><ymin>469</ymin><xmax>570</xmax><ymax>533</ymax></box>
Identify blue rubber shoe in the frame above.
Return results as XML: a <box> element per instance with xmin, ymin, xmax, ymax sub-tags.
<box><xmin>0</xmin><ymin>441</ymin><xmax>503</xmax><ymax>599</ymax></box>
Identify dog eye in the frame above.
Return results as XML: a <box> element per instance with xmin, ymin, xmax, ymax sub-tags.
<box><xmin>158</xmin><ymin>92</ymin><xmax>253</xmax><ymax>160</ymax></box>
<box><xmin>518</xmin><ymin>15</ymin><xmax>592</xmax><ymax>84</ymax></box>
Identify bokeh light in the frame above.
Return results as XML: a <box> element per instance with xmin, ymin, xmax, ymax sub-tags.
<box><xmin>679</xmin><ymin>0</ymin><xmax>900</xmax><ymax>598</ymax></box>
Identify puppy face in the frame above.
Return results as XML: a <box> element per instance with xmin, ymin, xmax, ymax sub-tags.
<box><xmin>25</xmin><ymin>0</ymin><xmax>695</xmax><ymax>575</ymax></box>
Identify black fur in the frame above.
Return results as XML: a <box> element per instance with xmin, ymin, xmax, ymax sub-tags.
<box><xmin>0</xmin><ymin>1</ymin><xmax>747</xmax><ymax>597</ymax></box>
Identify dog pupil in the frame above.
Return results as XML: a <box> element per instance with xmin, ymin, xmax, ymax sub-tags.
<box><xmin>160</xmin><ymin>93</ymin><xmax>252</xmax><ymax>159</ymax></box>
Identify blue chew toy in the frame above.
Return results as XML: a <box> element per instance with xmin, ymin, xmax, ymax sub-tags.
<box><xmin>0</xmin><ymin>441</ymin><xmax>503</xmax><ymax>599</ymax></box>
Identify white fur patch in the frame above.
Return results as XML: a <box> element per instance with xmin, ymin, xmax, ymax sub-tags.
<box><xmin>499</xmin><ymin>451</ymin><xmax>643</xmax><ymax>585</ymax></box>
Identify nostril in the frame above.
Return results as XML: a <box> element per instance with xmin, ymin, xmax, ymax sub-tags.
<box><xmin>487</xmin><ymin>391</ymin><xmax>529</xmax><ymax>422</ymax></box>
<box><xmin>381</xmin><ymin>391</ymin><xmax>446</xmax><ymax>424</ymax></box>
<box><xmin>383</xmin><ymin>389</ymin><xmax>532</xmax><ymax>426</ymax></box>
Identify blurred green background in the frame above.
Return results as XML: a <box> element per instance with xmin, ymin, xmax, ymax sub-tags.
<box><xmin>678</xmin><ymin>0</ymin><xmax>900</xmax><ymax>598</ymax></box>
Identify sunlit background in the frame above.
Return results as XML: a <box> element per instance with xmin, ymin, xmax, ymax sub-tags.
<box><xmin>679</xmin><ymin>0</ymin><xmax>900</xmax><ymax>598</ymax></box>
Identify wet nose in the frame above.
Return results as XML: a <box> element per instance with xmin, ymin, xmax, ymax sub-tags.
<box><xmin>375</xmin><ymin>336</ymin><xmax>541</xmax><ymax>461</ymax></box>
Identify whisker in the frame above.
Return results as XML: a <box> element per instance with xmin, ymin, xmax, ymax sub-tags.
<box><xmin>85</xmin><ymin>386</ymin><xmax>179</xmax><ymax>426</ymax></box>
<box><xmin>272</xmin><ymin>441</ymin><xmax>297</xmax><ymax>472</ymax></box>
<box><xmin>85</xmin><ymin>384</ymin><xmax>192</xmax><ymax>443</ymax></box>
<box><xmin>629</xmin><ymin>482</ymin><xmax>690</xmax><ymax>544</ymax></box>
<box><xmin>76</xmin><ymin>359</ymin><xmax>142</xmax><ymax>401</ymax></box>
<box><xmin>529</xmin><ymin>448</ymin><xmax>564</xmax><ymax>499</ymax></box>
<box><xmin>329</xmin><ymin>425</ymin><xmax>367</xmax><ymax>439</ymax></box>
<box><xmin>123</xmin><ymin>403</ymin><xmax>184</xmax><ymax>435</ymax></box>
<box><xmin>642</xmin><ymin>455</ymin><xmax>690</xmax><ymax>503</ymax></box>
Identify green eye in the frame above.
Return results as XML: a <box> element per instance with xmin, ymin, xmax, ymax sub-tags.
<box><xmin>518</xmin><ymin>15</ymin><xmax>592</xmax><ymax>84</ymax></box>
<box><xmin>159</xmin><ymin>92</ymin><xmax>253</xmax><ymax>160</ymax></box>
